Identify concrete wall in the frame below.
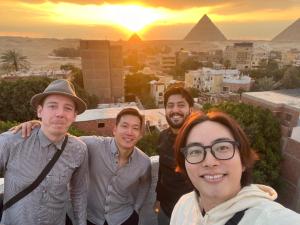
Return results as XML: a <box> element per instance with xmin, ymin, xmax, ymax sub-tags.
<box><xmin>278</xmin><ymin>138</ymin><xmax>300</xmax><ymax>213</ymax></box>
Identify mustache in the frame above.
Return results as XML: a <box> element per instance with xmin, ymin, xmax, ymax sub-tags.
<box><xmin>169</xmin><ymin>112</ymin><xmax>184</xmax><ymax>117</ymax></box>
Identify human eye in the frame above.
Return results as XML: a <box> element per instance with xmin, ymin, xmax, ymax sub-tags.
<box><xmin>187</xmin><ymin>146</ymin><xmax>204</xmax><ymax>157</ymax></box>
<box><xmin>47</xmin><ymin>104</ymin><xmax>56</xmax><ymax>109</ymax></box>
<box><xmin>213</xmin><ymin>142</ymin><xmax>232</xmax><ymax>153</ymax></box>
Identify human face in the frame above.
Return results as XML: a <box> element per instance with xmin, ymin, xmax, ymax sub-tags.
<box><xmin>185</xmin><ymin>121</ymin><xmax>244</xmax><ymax>209</ymax></box>
<box><xmin>113</xmin><ymin>114</ymin><xmax>142</xmax><ymax>152</ymax></box>
<box><xmin>165</xmin><ymin>94</ymin><xmax>191</xmax><ymax>130</ymax></box>
<box><xmin>37</xmin><ymin>94</ymin><xmax>76</xmax><ymax>141</ymax></box>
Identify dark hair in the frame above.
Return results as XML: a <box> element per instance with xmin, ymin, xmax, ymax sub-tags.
<box><xmin>175</xmin><ymin>111</ymin><xmax>259</xmax><ymax>187</ymax></box>
<box><xmin>164</xmin><ymin>87</ymin><xmax>194</xmax><ymax>108</ymax></box>
<box><xmin>116</xmin><ymin>108</ymin><xmax>143</xmax><ymax>127</ymax></box>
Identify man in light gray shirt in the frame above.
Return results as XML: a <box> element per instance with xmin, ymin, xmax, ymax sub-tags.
<box><xmin>14</xmin><ymin>107</ymin><xmax>151</xmax><ymax>225</ymax></box>
<box><xmin>0</xmin><ymin>79</ymin><xmax>89</xmax><ymax>225</ymax></box>
<box><xmin>84</xmin><ymin>108</ymin><xmax>151</xmax><ymax>225</ymax></box>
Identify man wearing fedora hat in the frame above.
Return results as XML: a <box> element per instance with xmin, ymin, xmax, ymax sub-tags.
<box><xmin>0</xmin><ymin>79</ymin><xmax>89</xmax><ymax>225</ymax></box>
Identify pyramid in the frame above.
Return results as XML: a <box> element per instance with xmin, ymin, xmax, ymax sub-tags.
<box><xmin>128</xmin><ymin>33</ymin><xmax>142</xmax><ymax>42</ymax></box>
<box><xmin>184</xmin><ymin>14</ymin><xmax>227</xmax><ymax>41</ymax></box>
<box><xmin>272</xmin><ymin>18</ymin><xmax>300</xmax><ymax>42</ymax></box>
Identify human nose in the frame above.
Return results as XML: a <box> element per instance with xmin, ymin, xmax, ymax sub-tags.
<box><xmin>55</xmin><ymin>107</ymin><xmax>64</xmax><ymax>117</ymax></box>
<box><xmin>202</xmin><ymin>148</ymin><xmax>219</xmax><ymax>167</ymax></box>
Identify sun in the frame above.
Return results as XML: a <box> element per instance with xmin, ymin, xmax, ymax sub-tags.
<box><xmin>101</xmin><ymin>5</ymin><xmax>164</xmax><ymax>32</ymax></box>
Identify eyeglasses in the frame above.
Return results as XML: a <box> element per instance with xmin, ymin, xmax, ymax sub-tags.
<box><xmin>181</xmin><ymin>140</ymin><xmax>239</xmax><ymax>164</ymax></box>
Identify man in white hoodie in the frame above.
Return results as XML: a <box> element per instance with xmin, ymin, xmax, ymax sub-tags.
<box><xmin>171</xmin><ymin>111</ymin><xmax>300</xmax><ymax>225</ymax></box>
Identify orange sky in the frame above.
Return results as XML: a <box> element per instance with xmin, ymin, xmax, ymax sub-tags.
<box><xmin>0</xmin><ymin>0</ymin><xmax>300</xmax><ymax>40</ymax></box>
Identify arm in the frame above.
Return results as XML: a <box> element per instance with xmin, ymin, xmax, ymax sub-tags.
<box><xmin>134</xmin><ymin>160</ymin><xmax>151</xmax><ymax>213</ymax></box>
<box><xmin>69</xmin><ymin>145</ymin><xmax>89</xmax><ymax>225</ymax></box>
<box><xmin>9</xmin><ymin>120</ymin><xmax>41</xmax><ymax>138</ymax></box>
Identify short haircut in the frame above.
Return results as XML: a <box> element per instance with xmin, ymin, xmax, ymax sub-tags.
<box><xmin>116</xmin><ymin>108</ymin><xmax>143</xmax><ymax>127</ymax></box>
<box><xmin>163</xmin><ymin>86</ymin><xmax>194</xmax><ymax>108</ymax></box>
<box><xmin>175</xmin><ymin>111</ymin><xmax>259</xmax><ymax>187</ymax></box>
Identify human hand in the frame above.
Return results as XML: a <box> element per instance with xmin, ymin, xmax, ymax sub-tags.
<box><xmin>153</xmin><ymin>200</ymin><xmax>161</xmax><ymax>214</ymax></box>
<box><xmin>9</xmin><ymin>120</ymin><xmax>41</xmax><ymax>138</ymax></box>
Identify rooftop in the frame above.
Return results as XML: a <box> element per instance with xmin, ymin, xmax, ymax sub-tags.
<box><xmin>242</xmin><ymin>89</ymin><xmax>300</xmax><ymax>112</ymax></box>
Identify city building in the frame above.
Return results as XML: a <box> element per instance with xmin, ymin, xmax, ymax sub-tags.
<box><xmin>74</xmin><ymin>106</ymin><xmax>168</xmax><ymax>136</ymax></box>
<box><xmin>160</xmin><ymin>53</ymin><xmax>176</xmax><ymax>74</ymax></box>
<box><xmin>185</xmin><ymin>67</ymin><xmax>251</xmax><ymax>93</ymax></box>
<box><xmin>224</xmin><ymin>42</ymin><xmax>253</xmax><ymax>70</ymax></box>
<box><xmin>80</xmin><ymin>40</ymin><xmax>123</xmax><ymax>103</ymax></box>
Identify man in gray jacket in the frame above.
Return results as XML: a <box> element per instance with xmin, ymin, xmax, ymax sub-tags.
<box><xmin>0</xmin><ymin>79</ymin><xmax>89</xmax><ymax>225</ymax></box>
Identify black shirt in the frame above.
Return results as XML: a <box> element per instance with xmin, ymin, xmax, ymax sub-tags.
<box><xmin>155</xmin><ymin>128</ymin><xmax>193</xmax><ymax>217</ymax></box>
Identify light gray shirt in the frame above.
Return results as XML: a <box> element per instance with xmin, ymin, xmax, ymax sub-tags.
<box><xmin>81</xmin><ymin>136</ymin><xmax>151</xmax><ymax>225</ymax></box>
<box><xmin>0</xmin><ymin>128</ymin><xmax>88</xmax><ymax>225</ymax></box>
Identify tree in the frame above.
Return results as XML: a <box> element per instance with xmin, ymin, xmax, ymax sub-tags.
<box><xmin>61</xmin><ymin>64</ymin><xmax>84</xmax><ymax>88</ymax></box>
<box><xmin>279</xmin><ymin>66</ymin><xmax>300</xmax><ymax>89</ymax></box>
<box><xmin>137</xmin><ymin>129</ymin><xmax>159</xmax><ymax>156</ymax></box>
<box><xmin>186</xmin><ymin>87</ymin><xmax>199</xmax><ymax>98</ymax></box>
<box><xmin>203</xmin><ymin>102</ymin><xmax>282</xmax><ymax>187</ymax></box>
<box><xmin>0</xmin><ymin>77</ymin><xmax>52</xmax><ymax>121</ymax></box>
<box><xmin>0</xmin><ymin>49</ymin><xmax>30</xmax><ymax>73</ymax></box>
<box><xmin>52</xmin><ymin>47</ymin><xmax>80</xmax><ymax>57</ymax></box>
<box><xmin>252</xmin><ymin>77</ymin><xmax>275</xmax><ymax>91</ymax></box>
<box><xmin>0</xmin><ymin>77</ymin><xmax>98</xmax><ymax>122</ymax></box>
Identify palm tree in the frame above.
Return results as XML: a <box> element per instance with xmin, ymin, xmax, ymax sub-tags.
<box><xmin>0</xmin><ymin>49</ymin><xmax>30</xmax><ymax>73</ymax></box>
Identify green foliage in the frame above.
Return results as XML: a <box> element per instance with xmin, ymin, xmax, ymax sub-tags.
<box><xmin>61</xmin><ymin>64</ymin><xmax>99</xmax><ymax>108</ymax></box>
<box><xmin>124</xmin><ymin>72</ymin><xmax>158</xmax><ymax>107</ymax></box>
<box><xmin>52</xmin><ymin>47</ymin><xmax>80</xmax><ymax>57</ymax></box>
<box><xmin>203</xmin><ymin>102</ymin><xmax>282</xmax><ymax>187</ymax></box>
<box><xmin>253</xmin><ymin>77</ymin><xmax>276</xmax><ymax>91</ymax></box>
<box><xmin>137</xmin><ymin>129</ymin><xmax>160</xmax><ymax>156</ymax></box>
<box><xmin>279</xmin><ymin>66</ymin><xmax>300</xmax><ymax>89</ymax></box>
<box><xmin>0</xmin><ymin>76</ymin><xmax>98</xmax><ymax>122</ymax></box>
<box><xmin>0</xmin><ymin>77</ymin><xmax>53</xmax><ymax>121</ymax></box>
<box><xmin>0</xmin><ymin>121</ymin><xmax>18</xmax><ymax>133</ymax></box>
<box><xmin>0</xmin><ymin>49</ymin><xmax>30</xmax><ymax>73</ymax></box>
<box><xmin>186</xmin><ymin>87</ymin><xmax>199</xmax><ymax>98</ymax></box>
<box><xmin>68</xmin><ymin>125</ymin><xmax>87</xmax><ymax>136</ymax></box>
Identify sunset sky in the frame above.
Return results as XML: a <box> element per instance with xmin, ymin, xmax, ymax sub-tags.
<box><xmin>1</xmin><ymin>0</ymin><xmax>300</xmax><ymax>40</ymax></box>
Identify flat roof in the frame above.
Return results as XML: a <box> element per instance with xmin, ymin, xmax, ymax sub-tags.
<box><xmin>242</xmin><ymin>89</ymin><xmax>300</xmax><ymax>112</ymax></box>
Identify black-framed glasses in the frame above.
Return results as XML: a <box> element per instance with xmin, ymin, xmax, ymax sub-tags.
<box><xmin>181</xmin><ymin>140</ymin><xmax>239</xmax><ymax>164</ymax></box>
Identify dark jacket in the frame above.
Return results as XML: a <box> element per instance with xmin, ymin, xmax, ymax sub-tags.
<box><xmin>155</xmin><ymin>128</ymin><xmax>193</xmax><ymax>217</ymax></box>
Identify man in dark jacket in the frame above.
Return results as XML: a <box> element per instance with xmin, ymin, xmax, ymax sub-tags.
<box><xmin>154</xmin><ymin>87</ymin><xmax>194</xmax><ymax>225</ymax></box>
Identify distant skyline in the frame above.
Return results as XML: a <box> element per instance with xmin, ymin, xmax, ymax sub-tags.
<box><xmin>1</xmin><ymin>0</ymin><xmax>300</xmax><ymax>40</ymax></box>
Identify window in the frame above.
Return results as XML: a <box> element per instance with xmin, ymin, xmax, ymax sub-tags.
<box><xmin>98</xmin><ymin>123</ymin><xmax>105</xmax><ymax>128</ymax></box>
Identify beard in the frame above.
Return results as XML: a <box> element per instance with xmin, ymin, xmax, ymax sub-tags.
<box><xmin>166</xmin><ymin>112</ymin><xmax>189</xmax><ymax>129</ymax></box>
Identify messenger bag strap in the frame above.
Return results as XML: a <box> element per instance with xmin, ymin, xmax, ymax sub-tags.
<box><xmin>3</xmin><ymin>135</ymin><xmax>68</xmax><ymax>211</ymax></box>
<box><xmin>224</xmin><ymin>208</ymin><xmax>247</xmax><ymax>225</ymax></box>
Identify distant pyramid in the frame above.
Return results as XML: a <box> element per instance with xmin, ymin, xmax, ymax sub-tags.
<box><xmin>128</xmin><ymin>33</ymin><xmax>142</xmax><ymax>42</ymax></box>
<box><xmin>272</xmin><ymin>18</ymin><xmax>300</xmax><ymax>42</ymax></box>
<box><xmin>184</xmin><ymin>14</ymin><xmax>227</xmax><ymax>41</ymax></box>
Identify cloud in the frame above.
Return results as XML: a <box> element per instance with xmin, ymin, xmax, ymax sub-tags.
<box><xmin>14</xmin><ymin>0</ymin><xmax>300</xmax><ymax>11</ymax></box>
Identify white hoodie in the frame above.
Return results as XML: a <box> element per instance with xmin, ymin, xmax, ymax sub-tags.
<box><xmin>170</xmin><ymin>184</ymin><xmax>300</xmax><ymax>225</ymax></box>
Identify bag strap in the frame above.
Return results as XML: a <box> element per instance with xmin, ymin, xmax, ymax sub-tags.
<box><xmin>224</xmin><ymin>208</ymin><xmax>247</xmax><ymax>225</ymax></box>
<box><xmin>3</xmin><ymin>135</ymin><xmax>68</xmax><ymax>211</ymax></box>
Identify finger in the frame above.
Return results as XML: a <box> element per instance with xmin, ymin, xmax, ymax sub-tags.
<box><xmin>21</xmin><ymin>123</ymin><xmax>27</xmax><ymax>138</ymax></box>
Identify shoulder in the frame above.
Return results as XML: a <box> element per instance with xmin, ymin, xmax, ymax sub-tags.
<box><xmin>134</xmin><ymin>147</ymin><xmax>151</xmax><ymax>163</ymax></box>
<box><xmin>67</xmin><ymin>134</ymin><xmax>87</xmax><ymax>152</ymax></box>
<box><xmin>171</xmin><ymin>192</ymin><xmax>199</xmax><ymax>224</ymax></box>
<box><xmin>0</xmin><ymin>129</ymin><xmax>36</xmax><ymax>147</ymax></box>
<box><xmin>244</xmin><ymin>200</ymin><xmax>300</xmax><ymax>225</ymax></box>
<box><xmin>80</xmin><ymin>135</ymin><xmax>113</xmax><ymax>147</ymax></box>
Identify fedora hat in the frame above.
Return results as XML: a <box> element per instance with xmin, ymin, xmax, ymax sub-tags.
<box><xmin>30</xmin><ymin>79</ymin><xmax>87</xmax><ymax>114</ymax></box>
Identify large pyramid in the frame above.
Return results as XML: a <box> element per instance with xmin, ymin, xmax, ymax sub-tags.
<box><xmin>272</xmin><ymin>18</ymin><xmax>300</xmax><ymax>42</ymax></box>
<box><xmin>184</xmin><ymin>14</ymin><xmax>227</xmax><ymax>41</ymax></box>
